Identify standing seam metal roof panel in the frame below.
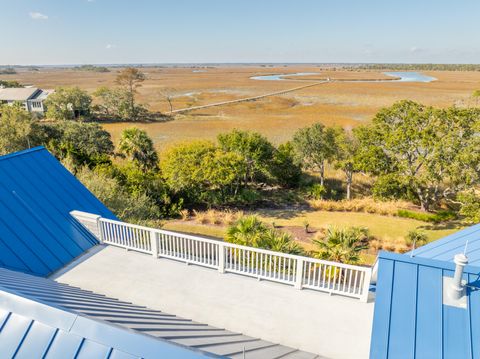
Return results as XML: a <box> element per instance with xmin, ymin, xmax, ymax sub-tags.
<box><xmin>370</xmin><ymin>251</ymin><xmax>480</xmax><ymax>359</ymax></box>
<box><xmin>0</xmin><ymin>147</ymin><xmax>117</xmax><ymax>277</ymax></box>
<box><xmin>0</xmin><ymin>286</ymin><xmax>210</xmax><ymax>359</ymax></box>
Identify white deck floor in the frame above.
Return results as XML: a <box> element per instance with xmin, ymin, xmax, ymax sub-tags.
<box><xmin>54</xmin><ymin>245</ymin><xmax>374</xmax><ymax>359</ymax></box>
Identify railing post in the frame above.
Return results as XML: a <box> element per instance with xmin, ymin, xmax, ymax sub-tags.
<box><xmin>295</xmin><ymin>258</ymin><xmax>304</xmax><ymax>289</ymax></box>
<box><xmin>218</xmin><ymin>243</ymin><xmax>225</xmax><ymax>273</ymax></box>
<box><xmin>150</xmin><ymin>230</ymin><xmax>158</xmax><ymax>258</ymax></box>
<box><xmin>96</xmin><ymin>218</ymin><xmax>104</xmax><ymax>243</ymax></box>
<box><xmin>70</xmin><ymin>210</ymin><xmax>102</xmax><ymax>241</ymax></box>
<box><xmin>360</xmin><ymin>268</ymin><xmax>372</xmax><ymax>302</ymax></box>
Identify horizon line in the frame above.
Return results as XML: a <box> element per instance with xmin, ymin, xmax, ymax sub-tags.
<box><xmin>2</xmin><ymin>61</ymin><xmax>480</xmax><ymax>68</ymax></box>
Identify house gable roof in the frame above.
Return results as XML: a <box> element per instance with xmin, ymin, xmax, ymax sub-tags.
<box><xmin>0</xmin><ymin>147</ymin><xmax>116</xmax><ymax>277</ymax></box>
<box><xmin>0</xmin><ymin>88</ymin><xmax>41</xmax><ymax>101</ymax></box>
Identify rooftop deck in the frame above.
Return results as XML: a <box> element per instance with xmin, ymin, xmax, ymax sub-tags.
<box><xmin>55</xmin><ymin>245</ymin><xmax>374</xmax><ymax>358</ymax></box>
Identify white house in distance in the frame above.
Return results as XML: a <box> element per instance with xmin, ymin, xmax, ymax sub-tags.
<box><xmin>0</xmin><ymin>87</ymin><xmax>52</xmax><ymax>114</ymax></box>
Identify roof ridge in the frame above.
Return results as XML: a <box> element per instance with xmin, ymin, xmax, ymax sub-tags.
<box><xmin>0</xmin><ymin>146</ymin><xmax>46</xmax><ymax>162</ymax></box>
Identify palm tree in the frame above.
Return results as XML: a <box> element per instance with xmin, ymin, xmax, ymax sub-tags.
<box><xmin>118</xmin><ymin>128</ymin><xmax>158</xmax><ymax>172</ymax></box>
<box><xmin>257</xmin><ymin>229</ymin><xmax>305</xmax><ymax>255</ymax></box>
<box><xmin>312</xmin><ymin>226</ymin><xmax>369</xmax><ymax>264</ymax></box>
<box><xmin>225</xmin><ymin>215</ymin><xmax>267</xmax><ymax>247</ymax></box>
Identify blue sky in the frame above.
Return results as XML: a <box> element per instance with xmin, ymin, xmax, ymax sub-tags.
<box><xmin>2</xmin><ymin>0</ymin><xmax>479</xmax><ymax>65</ymax></box>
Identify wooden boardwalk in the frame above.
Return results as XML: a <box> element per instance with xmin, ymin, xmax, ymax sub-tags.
<box><xmin>168</xmin><ymin>80</ymin><xmax>329</xmax><ymax>114</ymax></box>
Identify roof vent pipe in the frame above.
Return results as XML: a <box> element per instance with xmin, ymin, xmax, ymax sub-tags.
<box><xmin>450</xmin><ymin>253</ymin><xmax>468</xmax><ymax>300</ymax></box>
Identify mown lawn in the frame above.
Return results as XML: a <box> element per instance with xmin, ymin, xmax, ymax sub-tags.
<box><xmin>164</xmin><ymin>209</ymin><xmax>464</xmax><ymax>244</ymax></box>
<box><xmin>163</xmin><ymin>221</ymin><xmax>227</xmax><ymax>239</ymax></box>
<box><xmin>163</xmin><ymin>209</ymin><xmax>465</xmax><ymax>265</ymax></box>
<box><xmin>255</xmin><ymin>209</ymin><xmax>463</xmax><ymax>244</ymax></box>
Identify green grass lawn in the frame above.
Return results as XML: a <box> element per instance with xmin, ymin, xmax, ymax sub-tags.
<box><xmin>163</xmin><ymin>221</ymin><xmax>227</xmax><ymax>238</ymax></box>
<box><xmin>165</xmin><ymin>209</ymin><xmax>464</xmax><ymax>244</ymax></box>
<box><xmin>163</xmin><ymin>209</ymin><xmax>465</xmax><ymax>266</ymax></box>
<box><xmin>255</xmin><ymin>209</ymin><xmax>463</xmax><ymax>243</ymax></box>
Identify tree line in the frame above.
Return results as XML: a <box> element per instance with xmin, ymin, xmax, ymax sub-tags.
<box><xmin>2</xmin><ymin>98</ymin><xmax>480</xmax><ymax>223</ymax></box>
<box><xmin>350</xmin><ymin>64</ymin><xmax>480</xmax><ymax>71</ymax></box>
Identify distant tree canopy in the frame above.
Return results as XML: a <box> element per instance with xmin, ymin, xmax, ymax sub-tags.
<box><xmin>45</xmin><ymin>87</ymin><xmax>92</xmax><ymax>120</ymax></box>
<box><xmin>0</xmin><ymin>67</ymin><xmax>16</xmax><ymax>75</ymax></box>
<box><xmin>93</xmin><ymin>86</ymin><xmax>131</xmax><ymax>120</ymax></box>
<box><xmin>92</xmin><ymin>68</ymin><xmax>148</xmax><ymax>121</ymax></box>
<box><xmin>74</xmin><ymin>65</ymin><xmax>110</xmax><ymax>73</ymax></box>
<box><xmin>351</xmin><ymin>64</ymin><xmax>480</xmax><ymax>71</ymax></box>
<box><xmin>115</xmin><ymin>67</ymin><xmax>146</xmax><ymax>121</ymax></box>
<box><xmin>0</xmin><ymin>80</ymin><xmax>22</xmax><ymax>88</ymax></box>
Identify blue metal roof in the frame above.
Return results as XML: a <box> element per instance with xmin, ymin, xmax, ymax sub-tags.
<box><xmin>411</xmin><ymin>223</ymin><xmax>480</xmax><ymax>266</ymax></box>
<box><xmin>0</xmin><ymin>284</ymin><xmax>210</xmax><ymax>358</ymax></box>
<box><xmin>0</xmin><ymin>147</ymin><xmax>116</xmax><ymax>277</ymax></box>
<box><xmin>370</xmin><ymin>251</ymin><xmax>480</xmax><ymax>359</ymax></box>
<box><xmin>0</xmin><ymin>267</ymin><xmax>312</xmax><ymax>359</ymax></box>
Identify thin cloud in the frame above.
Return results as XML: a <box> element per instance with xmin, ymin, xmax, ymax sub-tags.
<box><xmin>410</xmin><ymin>46</ymin><xmax>424</xmax><ymax>53</ymax></box>
<box><xmin>106</xmin><ymin>44</ymin><xmax>117</xmax><ymax>50</ymax></box>
<box><xmin>29</xmin><ymin>12</ymin><xmax>48</xmax><ymax>20</ymax></box>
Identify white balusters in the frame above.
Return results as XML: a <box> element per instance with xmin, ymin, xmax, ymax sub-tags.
<box><xmin>71</xmin><ymin>211</ymin><xmax>372</xmax><ymax>302</ymax></box>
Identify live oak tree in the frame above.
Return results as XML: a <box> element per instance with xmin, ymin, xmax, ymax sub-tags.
<box><xmin>355</xmin><ymin>100</ymin><xmax>480</xmax><ymax>211</ymax></box>
<box><xmin>43</xmin><ymin>121</ymin><xmax>114</xmax><ymax>170</ymax></box>
<box><xmin>292</xmin><ymin>123</ymin><xmax>338</xmax><ymax>186</ymax></box>
<box><xmin>217</xmin><ymin>130</ymin><xmax>275</xmax><ymax>186</ymax></box>
<box><xmin>45</xmin><ymin>87</ymin><xmax>92</xmax><ymax>120</ymax></box>
<box><xmin>93</xmin><ymin>86</ymin><xmax>130</xmax><ymax>120</ymax></box>
<box><xmin>161</xmin><ymin>140</ymin><xmax>247</xmax><ymax>204</ymax></box>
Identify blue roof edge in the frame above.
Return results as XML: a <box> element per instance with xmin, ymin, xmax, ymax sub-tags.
<box><xmin>380</xmin><ymin>250</ymin><xmax>480</xmax><ymax>274</ymax></box>
<box><xmin>0</xmin><ymin>146</ymin><xmax>46</xmax><ymax>162</ymax></box>
<box><xmin>407</xmin><ymin>223</ymin><xmax>480</xmax><ymax>257</ymax></box>
<box><xmin>0</xmin><ymin>284</ymin><xmax>218</xmax><ymax>358</ymax></box>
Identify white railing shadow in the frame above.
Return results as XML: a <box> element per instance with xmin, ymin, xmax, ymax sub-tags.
<box><xmin>71</xmin><ymin>211</ymin><xmax>372</xmax><ymax>302</ymax></box>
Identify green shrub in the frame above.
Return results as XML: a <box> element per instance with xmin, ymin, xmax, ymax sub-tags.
<box><xmin>372</xmin><ymin>174</ymin><xmax>410</xmax><ymax>201</ymax></box>
<box><xmin>76</xmin><ymin>166</ymin><xmax>160</xmax><ymax>222</ymax></box>
<box><xmin>308</xmin><ymin>184</ymin><xmax>327</xmax><ymax>200</ymax></box>
<box><xmin>397</xmin><ymin>209</ymin><xmax>456</xmax><ymax>223</ymax></box>
<box><xmin>237</xmin><ymin>188</ymin><xmax>261</xmax><ymax>205</ymax></box>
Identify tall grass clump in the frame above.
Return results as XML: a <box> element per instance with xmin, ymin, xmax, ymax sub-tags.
<box><xmin>309</xmin><ymin>198</ymin><xmax>410</xmax><ymax>216</ymax></box>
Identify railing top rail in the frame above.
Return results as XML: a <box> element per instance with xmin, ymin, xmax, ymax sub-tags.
<box><xmin>98</xmin><ymin>216</ymin><xmax>371</xmax><ymax>272</ymax></box>
<box><xmin>99</xmin><ymin>217</ymin><xmax>224</xmax><ymax>246</ymax></box>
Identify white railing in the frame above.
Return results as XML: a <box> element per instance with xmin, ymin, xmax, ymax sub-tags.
<box><xmin>71</xmin><ymin>211</ymin><xmax>372</xmax><ymax>302</ymax></box>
